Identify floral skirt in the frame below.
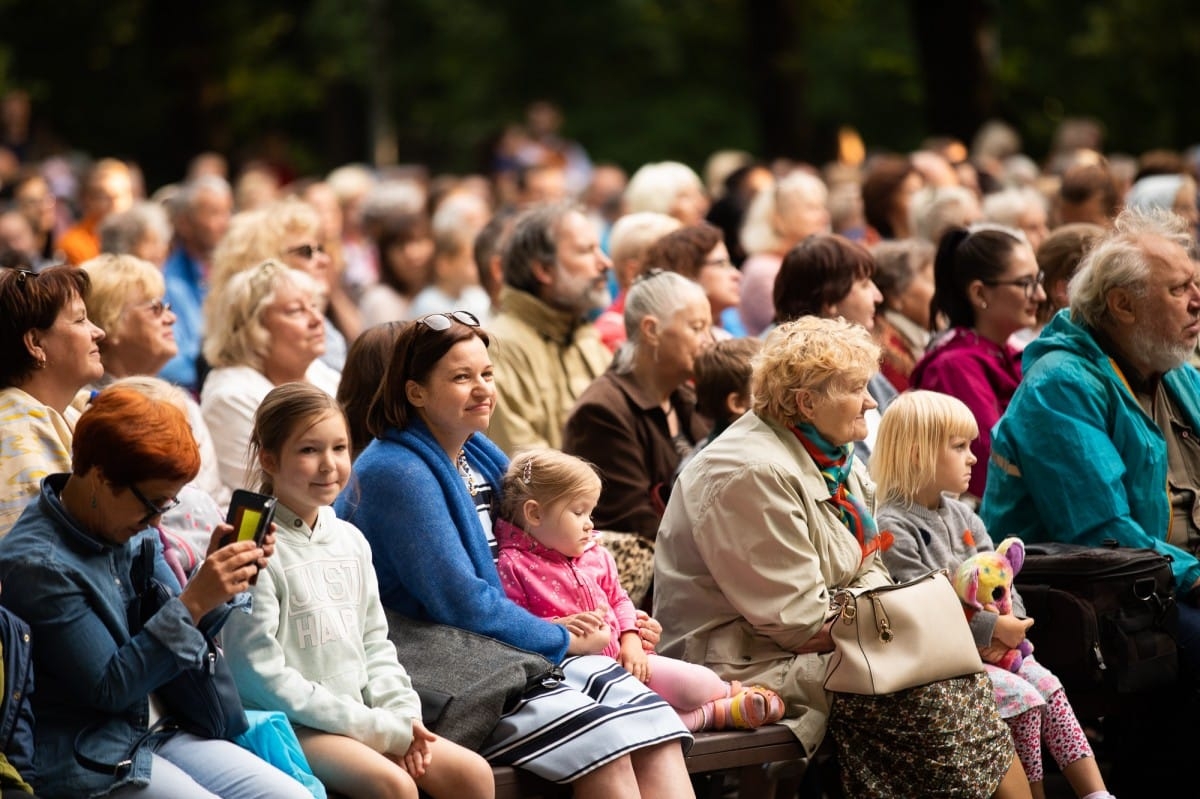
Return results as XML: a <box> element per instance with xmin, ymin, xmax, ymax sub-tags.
<box><xmin>828</xmin><ymin>671</ymin><xmax>1014</xmax><ymax>798</ymax></box>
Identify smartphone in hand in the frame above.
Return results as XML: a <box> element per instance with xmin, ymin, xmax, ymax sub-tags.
<box><xmin>224</xmin><ymin>489</ymin><xmax>277</xmax><ymax>584</ymax></box>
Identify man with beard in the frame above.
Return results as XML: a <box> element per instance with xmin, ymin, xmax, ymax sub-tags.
<box><xmin>982</xmin><ymin>208</ymin><xmax>1200</xmax><ymax>674</ymax></box>
<box><xmin>486</xmin><ymin>200</ymin><xmax>613</xmax><ymax>455</ymax></box>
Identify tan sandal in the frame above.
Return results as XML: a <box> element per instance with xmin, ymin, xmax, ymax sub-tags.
<box><xmin>707</xmin><ymin>683</ymin><xmax>785</xmax><ymax>730</ymax></box>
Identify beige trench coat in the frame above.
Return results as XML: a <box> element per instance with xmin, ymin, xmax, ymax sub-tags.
<box><xmin>654</xmin><ymin>410</ymin><xmax>892</xmax><ymax>756</ymax></box>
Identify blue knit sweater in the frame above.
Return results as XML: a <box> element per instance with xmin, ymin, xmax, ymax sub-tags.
<box><xmin>334</xmin><ymin>419</ymin><xmax>571</xmax><ymax>662</ymax></box>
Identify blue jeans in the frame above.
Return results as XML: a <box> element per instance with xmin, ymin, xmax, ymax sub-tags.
<box><xmin>108</xmin><ymin>732</ymin><xmax>315</xmax><ymax>799</ymax></box>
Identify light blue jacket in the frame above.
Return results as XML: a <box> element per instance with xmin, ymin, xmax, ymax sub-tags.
<box><xmin>0</xmin><ymin>475</ymin><xmax>210</xmax><ymax>799</ymax></box>
<box><xmin>981</xmin><ymin>310</ymin><xmax>1200</xmax><ymax>594</ymax></box>
<box><xmin>159</xmin><ymin>245</ymin><xmax>208</xmax><ymax>393</ymax></box>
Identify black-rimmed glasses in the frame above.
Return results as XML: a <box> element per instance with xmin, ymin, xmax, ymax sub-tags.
<box><xmin>284</xmin><ymin>243</ymin><xmax>327</xmax><ymax>260</ymax></box>
<box><xmin>130</xmin><ymin>483</ymin><xmax>181</xmax><ymax>525</ymax></box>
<box><xmin>417</xmin><ymin>310</ymin><xmax>481</xmax><ymax>331</ymax></box>
<box><xmin>982</xmin><ymin>270</ymin><xmax>1044</xmax><ymax>300</ymax></box>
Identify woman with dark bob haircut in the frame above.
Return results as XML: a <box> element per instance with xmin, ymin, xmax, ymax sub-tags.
<box><xmin>336</xmin><ymin>312</ymin><xmax>697</xmax><ymax>797</ymax></box>
<box><xmin>0</xmin><ymin>386</ymin><xmax>310</xmax><ymax>799</ymax></box>
<box><xmin>644</xmin><ymin>221</ymin><xmax>741</xmax><ymax>339</ymax></box>
<box><xmin>0</xmin><ymin>264</ymin><xmax>105</xmax><ymax>537</ymax></box>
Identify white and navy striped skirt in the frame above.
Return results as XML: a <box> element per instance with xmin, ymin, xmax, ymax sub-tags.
<box><xmin>480</xmin><ymin>655</ymin><xmax>694</xmax><ymax>783</ymax></box>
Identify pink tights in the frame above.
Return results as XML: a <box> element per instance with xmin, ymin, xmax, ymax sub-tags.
<box><xmin>1005</xmin><ymin>688</ymin><xmax>1094</xmax><ymax>783</ymax></box>
<box><xmin>643</xmin><ymin>653</ymin><xmax>735</xmax><ymax>730</ymax></box>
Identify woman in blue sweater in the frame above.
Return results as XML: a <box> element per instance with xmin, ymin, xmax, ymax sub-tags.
<box><xmin>335</xmin><ymin>310</ymin><xmax>695</xmax><ymax>798</ymax></box>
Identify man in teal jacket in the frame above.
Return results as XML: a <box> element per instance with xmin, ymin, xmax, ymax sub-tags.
<box><xmin>982</xmin><ymin>208</ymin><xmax>1200</xmax><ymax>675</ymax></box>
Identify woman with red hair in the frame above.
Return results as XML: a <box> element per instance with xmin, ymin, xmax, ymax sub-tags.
<box><xmin>0</xmin><ymin>386</ymin><xmax>312</xmax><ymax>799</ymax></box>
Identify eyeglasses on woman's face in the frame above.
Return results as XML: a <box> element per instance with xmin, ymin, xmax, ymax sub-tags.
<box><xmin>981</xmin><ymin>270</ymin><xmax>1044</xmax><ymax>300</ymax></box>
<box><xmin>284</xmin><ymin>243</ymin><xmax>327</xmax><ymax>261</ymax></box>
<box><xmin>128</xmin><ymin>298</ymin><xmax>171</xmax><ymax>318</ymax></box>
<box><xmin>417</xmin><ymin>310</ymin><xmax>481</xmax><ymax>331</ymax></box>
<box><xmin>129</xmin><ymin>482</ymin><xmax>181</xmax><ymax>525</ymax></box>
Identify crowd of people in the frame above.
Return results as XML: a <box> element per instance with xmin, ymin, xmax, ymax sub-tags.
<box><xmin>0</xmin><ymin>106</ymin><xmax>1198</xmax><ymax>798</ymax></box>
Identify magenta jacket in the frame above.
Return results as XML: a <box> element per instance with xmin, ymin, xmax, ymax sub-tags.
<box><xmin>494</xmin><ymin>518</ymin><xmax>638</xmax><ymax>659</ymax></box>
<box><xmin>911</xmin><ymin>327</ymin><xmax>1023</xmax><ymax>501</ymax></box>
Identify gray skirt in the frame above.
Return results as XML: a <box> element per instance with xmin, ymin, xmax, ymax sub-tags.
<box><xmin>480</xmin><ymin>655</ymin><xmax>694</xmax><ymax>783</ymax></box>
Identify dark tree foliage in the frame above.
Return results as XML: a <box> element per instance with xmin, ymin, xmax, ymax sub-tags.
<box><xmin>1</xmin><ymin>0</ymin><xmax>1199</xmax><ymax>191</ymax></box>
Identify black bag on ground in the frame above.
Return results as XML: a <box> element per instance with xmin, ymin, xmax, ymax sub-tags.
<box><xmin>383</xmin><ymin>609</ymin><xmax>563</xmax><ymax>751</ymax></box>
<box><xmin>1014</xmin><ymin>541</ymin><xmax>1177</xmax><ymax>701</ymax></box>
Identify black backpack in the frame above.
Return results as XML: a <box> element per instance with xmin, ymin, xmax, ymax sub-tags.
<box><xmin>1013</xmin><ymin>540</ymin><xmax>1178</xmax><ymax>718</ymax></box>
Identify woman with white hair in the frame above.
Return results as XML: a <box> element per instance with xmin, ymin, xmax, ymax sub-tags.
<box><xmin>200</xmin><ymin>260</ymin><xmax>339</xmax><ymax>495</ymax></box>
<box><xmin>1125</xmin><ymin>173</ymin><xmax>1199</xmax><ymax>234</ymax></box>
<box><xmin>562</xmin><ymin>270</ymin><xmax>713</xmax><ymax>605</ymax></box>
<box><xmin>737</xmin><ymin>170</ymin><xmax>830</xmax><ymax>336</ymax></box>
<box><xmin>982</xmin><ymin>186</ymin><xmax>1051</xmax><ymax>252</ymax></box>
<box><xmin>624</xmin><ymin>160</ymin><xmax>710</xmax><ymax>227</ymax></box>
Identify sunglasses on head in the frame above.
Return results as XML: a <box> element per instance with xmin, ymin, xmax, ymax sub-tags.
<box><xmin>417</xmin><ymin>310</ymin><xmax>481</xmax><ymax>331</ymax></box>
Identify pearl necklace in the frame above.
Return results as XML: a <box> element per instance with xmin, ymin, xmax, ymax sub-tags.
<box><xmin>457</xmin><ymin>449</ymin><xmax>479</xmax><ymax>493</ymax></box>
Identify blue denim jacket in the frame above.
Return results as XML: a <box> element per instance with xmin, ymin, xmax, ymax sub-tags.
<box><xmin>0</xmin><ymin>603</ymin><xmax>35</xmax><ymax>790</ymax></box>
<box><xmin>0</xmin><ymin>474</ymin><xmax>211</xmax><ymax>798</ymax></box>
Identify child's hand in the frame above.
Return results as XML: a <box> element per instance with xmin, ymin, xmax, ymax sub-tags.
<box><xmin>978</xmin><ymin>642</ymin><xmax>1011</xmax><ymax>664</ymax></box>
<box><xmin>396</xmin><ymin>719</ymin><xmax>435</xmax><ymax>778</ymax></box>
<box><xmin>993</xmin><ymin>613</ymin><xmax>1034</xmax><ymax>649</ymax></box>
<box><xmin>619</xmin><ymin>631</ymin><xmax>651</xmax><ymax>682</ymax></box>
<box><xmin>635</xmin><ymin>610</ymin><xmax>661</xmax><ymax>653</ymax></box>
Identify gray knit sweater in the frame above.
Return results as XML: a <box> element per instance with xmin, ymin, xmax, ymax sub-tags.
<box><xmin>876</xmin><ymin>496</ymin><xmax>1026</xmax><ymax>647</ymax></box>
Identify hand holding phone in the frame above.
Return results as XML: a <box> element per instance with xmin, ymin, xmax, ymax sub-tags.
<box><xmin>224</xmin><ymin>489</ymin><xmax>277</xmax><ymax>584</ymax></box>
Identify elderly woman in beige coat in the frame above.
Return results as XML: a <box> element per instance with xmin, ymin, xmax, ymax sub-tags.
<box><xmin>654</xmin><ymin>316</ymin><xmax>1031</xmax><ymax>799</ymax></box>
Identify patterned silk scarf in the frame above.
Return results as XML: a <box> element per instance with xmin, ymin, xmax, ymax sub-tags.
<box><xmin>790</xmin><ymin>422</ymin><xmax>891</xmax><ymax>560</ymax></box>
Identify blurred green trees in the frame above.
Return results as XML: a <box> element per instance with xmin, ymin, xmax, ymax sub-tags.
<box><xmin>1</xmin><ymin>0</ymin><xmax>1198</xmax><ymax>189</ymax></box>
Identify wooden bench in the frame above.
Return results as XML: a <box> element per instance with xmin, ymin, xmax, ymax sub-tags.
<box><xmin>492</xmin><ymin>724</ymin><xmax>808</xmax><ymax>799</ymax></box>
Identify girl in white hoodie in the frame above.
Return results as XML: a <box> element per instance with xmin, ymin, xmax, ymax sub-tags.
<box><xmin>222</xmin><ymin>382</ymin><xmax>494</xmax><ymax>799</ymax></box>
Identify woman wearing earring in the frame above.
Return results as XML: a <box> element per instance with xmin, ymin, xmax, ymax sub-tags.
<box><xmin>335</xmin><ymin>311</ymin><xmax>697</xmax><ymax>798</ymax></box>
<box><xmin>562</xmin><ymin>270</ymin><xmax>713</xmax><ymax>606</ymax></box>
<box><xmin>0</xmin><ymin>265</ymin><xmax>105</xmax><ymax>537</ymax></box>
<box><xmin>911</xmin><ymin>225</ymin><xmax>1044</xmax><ymax>506</ymax></box>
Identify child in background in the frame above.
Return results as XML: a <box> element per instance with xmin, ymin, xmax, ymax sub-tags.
<box><xmin>868</xmin><ymin>390</ymin><xmax>1115</xmax><ymax>799</ymax></box>
<box><xmin>675</xmin><ymin>336</ymin><xmax>762</xmax><ymax>481</ymax></box>
<box><xmin>221</xmin><ymin>382</ymin><xmax>494</xmax><ymax>799</ymax></box>
<box><xmin>497</xmin><ymin>447</ymin><xmax>785</xmax><ymax>732</ymax></box>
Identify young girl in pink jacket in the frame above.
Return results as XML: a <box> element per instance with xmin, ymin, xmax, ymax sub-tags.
<box><xmin>495</xmin><ymin>448</ymin><xmax>784</xmax><ymax>732</ymax></box>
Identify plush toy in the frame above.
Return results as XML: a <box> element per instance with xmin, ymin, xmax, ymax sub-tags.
<box><xmin>953</xmin><ymin>537</ymin><xmax>1033</xmax><ymax>673</ymax></box>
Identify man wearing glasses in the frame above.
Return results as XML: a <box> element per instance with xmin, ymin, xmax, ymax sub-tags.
<box><xmin>486</xmin><ymin>200</ymin><xmax>613</xmax><ymax>455</ymax></box>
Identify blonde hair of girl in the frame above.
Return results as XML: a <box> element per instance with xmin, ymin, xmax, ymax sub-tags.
<box><xmin>500</xmin><ymin>448</ymin><xmax>602</xmax><ymax>529</ymax></box>
<box><xmin>869</xmin><ymin>390</ymin><xmax>979</xmax><ymax>508</ymax></box>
